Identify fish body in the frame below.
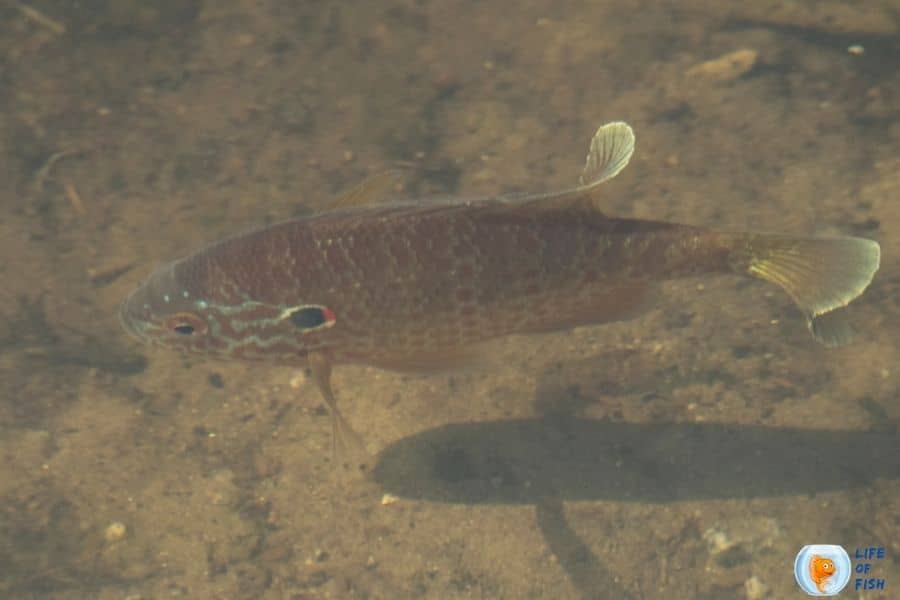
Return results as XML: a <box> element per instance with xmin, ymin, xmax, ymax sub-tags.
<box><xmin>130</xmin><ymin>204</ymin><xmax>730</xmax><ymax>368</ymax></box>
<box><xmin>121</xmin><ymin>122</ymin><xmax>880</xmax><ymax>461</ymax></box>
<box><xmin>809</xmin><ymin>555</ymin><xmax>836</xmax><ymax>592</ymax></box>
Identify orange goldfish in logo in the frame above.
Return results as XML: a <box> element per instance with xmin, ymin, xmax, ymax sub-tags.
<box><xmin>809</xmin><ymin>555</ymin><xmax>836</xmax><ymax>593</ymax></box>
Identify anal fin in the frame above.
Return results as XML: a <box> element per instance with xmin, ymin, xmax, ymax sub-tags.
<box><xmin>363</xmin><ymin>345</ymin><xmax>487</xmax><ymax>374</ymax></box>
<box><xmin>521</xmin><ymin>282</ymin><xmax>657</xmax><ymax>335</ymax></box>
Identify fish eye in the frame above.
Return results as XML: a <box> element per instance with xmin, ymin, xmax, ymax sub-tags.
<box><xmin>288</xmin><ymin>305</ymin><xmax>336</xmax><ymax>332</ymax></box>
<box><xmin>164</xmin><ymin>312</ymin><xmax>208</xmax><ymax>336</ymax></box>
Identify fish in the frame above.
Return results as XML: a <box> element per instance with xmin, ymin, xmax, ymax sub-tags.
<box><xmin>120</xmin><ymin>122</ymin><xmax>880</xmax><ymax>465</ymax></box>
<box><xmin>809</xmin><ymin>555</ymin><xmax>836</xmax><ymax>592</ymax></box>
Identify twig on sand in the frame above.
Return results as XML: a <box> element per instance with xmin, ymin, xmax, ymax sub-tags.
<box><xmin>14</xmin><ymin>2</ymin><xmax>66</xmax><ymax>35</ymax></box>
<box><xmin>33</xmin><ymin>148</ymin><xmax>87</xmax><ymax>193</ymax></box>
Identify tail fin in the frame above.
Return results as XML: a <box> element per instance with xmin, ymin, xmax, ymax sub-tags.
<box><xmin>737</xmin><ymin>235</ymin><xmax>880</xmax><ymax>346</ymax></box>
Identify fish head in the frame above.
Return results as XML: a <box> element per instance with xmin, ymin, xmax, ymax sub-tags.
<box><xmin>120</xmin><ymin>261</ymin><xmax>214</xmax><ymax>354</ymax></box>
<box><xmin>811</xmin><ymin>557</ymin><xmax>835</xmax><ymax>576</ymax></box>
<box><xmin>120</xmin><ymin>258</ymin><xmax>337</xmax><ymax>363</ymax></box>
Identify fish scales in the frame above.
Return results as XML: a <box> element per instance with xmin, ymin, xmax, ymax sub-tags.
<box><xmin>168</xmin><ymin>206</ymin><xmax>722</xmax><ymax>366</ymax></box>
<box><xmin>121</xmin><ymin>122</ymin><xmax>880</xmax><ymax>463</ymax></box>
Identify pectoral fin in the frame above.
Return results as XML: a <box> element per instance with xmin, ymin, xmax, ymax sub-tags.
<box><xmin>307</xmin><ymin>351</ymin><xmax>371</xmax><ymax>470</ymax></box>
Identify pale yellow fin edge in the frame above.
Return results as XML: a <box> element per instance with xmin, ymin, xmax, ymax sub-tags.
<box><xmin>742</xmin><ymin>235</ymin><xmax>880</xmax><ymax>346</ymax></box>
<box><xmin>579</xmin><ymin>121</ymin><xmax>635</xmax><ymax>188</ymax></box>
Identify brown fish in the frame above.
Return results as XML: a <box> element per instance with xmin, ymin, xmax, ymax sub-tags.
<box><xmin>120</xmin><ymin>122</ymin><xmax>880</xmax><ymax>462</ymax></box>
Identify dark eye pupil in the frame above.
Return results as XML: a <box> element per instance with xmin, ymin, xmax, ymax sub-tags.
<box><xmin>173</xmin><ymin>324</ymin><xmax>195</xmax><ymax>335</ymax></box>
<box><xmin>289</xmin><ymin>307</ymin><xmax>326</xmax><ymax>329</ymax></box>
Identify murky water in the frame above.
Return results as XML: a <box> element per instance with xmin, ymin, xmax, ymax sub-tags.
<box><xmin>1</xmin><ymin>1</ymin><xmax>898</xmax><ymax>598</ymax></box>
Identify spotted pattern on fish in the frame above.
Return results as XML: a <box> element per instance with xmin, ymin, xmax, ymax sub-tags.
<box><xmin>123</xmin><ymin>197</ymin><xmax>737</xmax><ymax>371</ymax></box>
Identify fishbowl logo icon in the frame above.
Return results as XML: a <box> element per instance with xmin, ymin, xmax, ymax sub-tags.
<box><xmin>794</xmin><ymin>545</ymin><xmax>851</xmax><ymax>596</ymax></box>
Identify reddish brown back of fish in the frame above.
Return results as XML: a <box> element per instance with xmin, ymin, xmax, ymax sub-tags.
<box><xmin>154</xmin><ymin>200</ymin><xmax>722</xmax><ymax>369</ymax></box>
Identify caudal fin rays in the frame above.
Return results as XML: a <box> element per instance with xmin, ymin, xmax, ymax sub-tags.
<box><xmin>808</xmin><ymin>307</ymin><xmax>857</xmax><ymax>348</ymax></box>
<box><xmin>739</xmin><ymin>235</ymin><xmax>880</xmax><ymax>346</ymax></box>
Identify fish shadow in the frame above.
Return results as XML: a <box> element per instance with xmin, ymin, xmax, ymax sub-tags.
<box><xmin>371</xmin><ymin>417</ymin><xmax>897</xmax><ymax>598</ymax></box>
<box><xmin>370</xmin><ymin>350</ymin><xmax>896</xmax><ymax>599</ymax></box>
<box><xmin>371</xmin><ymin>417</ymin><xmax>898</xmax><ymax>504</ymax></box>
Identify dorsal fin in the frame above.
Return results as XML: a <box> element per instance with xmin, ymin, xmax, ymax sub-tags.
<box><xmin>324</xmin><ymin>122</ymin><xmax>635</xmax><ymax>218</ymax></box>
<box><xmin>329</xmin><ymin>169</ymin><xmax>406</xmax><ymax>210</ymax></box>
<box><xmin>579</xmin><ymin>121</ymin><xmax>635</xmax><ymax>189</ymax></box>
<box><xmin>486</xmin><ymin>121</ymin><xmax>635</xmax><ymax>216</ymax></box>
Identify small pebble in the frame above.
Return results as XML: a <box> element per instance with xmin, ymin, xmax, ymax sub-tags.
<box><xmin>104</xmin><ymin>521</ymin><xmax>127</xmax><ymax>543</ymax></box>
<box><xmin>687</xmin><ymin>49</ymin><xmax>758</xmax><ymax>82</ymax></box>
<box><xmin>744</xmin><ymin>575</ymin><xmax>769</xmax><ymax>600</ymax></box>
<box><xmin>235</xmin><ymin>33</ymin><xmax>255</xmax><ymax>47</ymax></box>
<box><xmin>703</xmin><ymin>527</ymin><xmax>732</xmax><ymax>554</ymax></box>
<box><xmin>289</xmin><ymin>371</ymin><xmax>308</xmax><ymax>389</ymax></box>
